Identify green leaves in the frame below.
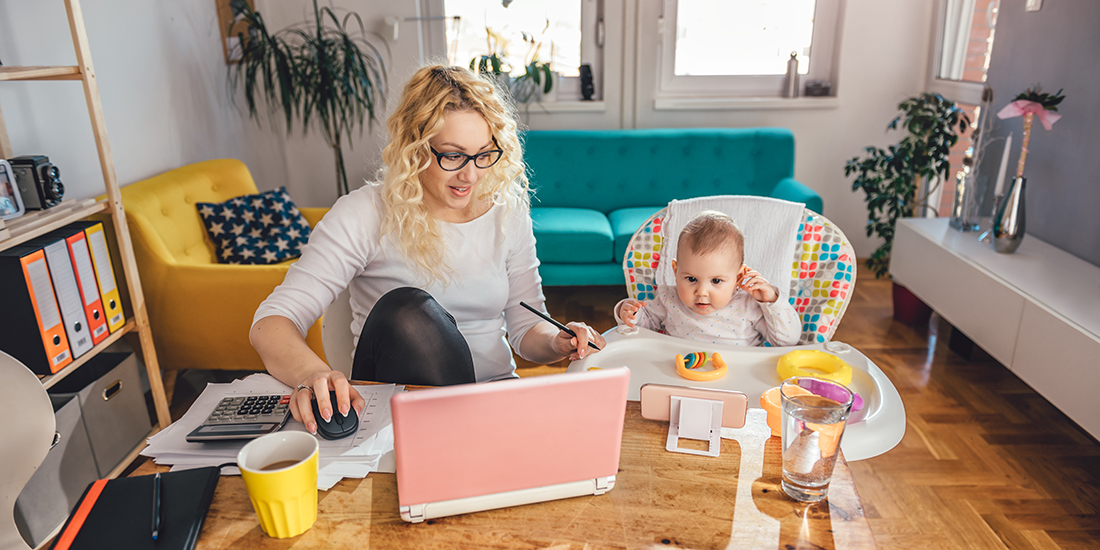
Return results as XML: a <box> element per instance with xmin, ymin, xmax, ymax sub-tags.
<box><xmin>846</xmin><ymin>92</ymin><xmax>970</xmax><ymax>278</ymax></box>
<box><xmin>1012</xmin><ymin>85</ymin><xmax>1065</xmax><ymax>111</ymax></box>
<box><xmin>228</xmin><ymin>0</ymin><xmax>388</xmax><ymax>196</ymax></box>
<box><xmin>470</xmin><ymin>54</ymin><xmax>505</xmax><ymax>77</ymax></box>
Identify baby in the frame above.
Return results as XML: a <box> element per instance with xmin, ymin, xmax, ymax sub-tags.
<box><xmin>616</xmin><ymin>210</ymin><xmax>801</xmax><ymax>346</ymax></box>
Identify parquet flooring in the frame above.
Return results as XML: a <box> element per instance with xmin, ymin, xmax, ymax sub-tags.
<box><xmin>521</xmin><ymin>263</ymin><xmax>1100</xmax><ymax>549</ymax></box>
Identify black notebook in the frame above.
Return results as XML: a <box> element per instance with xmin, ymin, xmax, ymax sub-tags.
<box><xmin>49</xmin><ymin>467</ymin><xmax>220</xmax><ymax>550</ymax></box>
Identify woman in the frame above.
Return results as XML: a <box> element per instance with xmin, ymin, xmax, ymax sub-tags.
<box><xmin>250</xmin><ymin>65</ymin><xmax>604</xmax><ymax>435</ymax></box>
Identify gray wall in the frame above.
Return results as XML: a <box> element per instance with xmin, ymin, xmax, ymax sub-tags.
<box><xmin>979</xmin><ymin>0</ymin><xmax>1100</xmax><ymax>267</ymax></box>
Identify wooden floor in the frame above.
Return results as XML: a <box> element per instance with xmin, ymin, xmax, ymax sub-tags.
<box><xmin>525</xmin><ymin>263</ymin><xmax>1100</xmax><ymax>550</ymax></box>
<box><xmin>166</xmin><ymin>262</ymin><xmax>1100</xmax><ymax>549</ymax></box>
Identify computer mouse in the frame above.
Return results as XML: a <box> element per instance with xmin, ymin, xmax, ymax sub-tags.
<box><xmin>310</xmin><ymin>390</ymin><xmax>359</xmax><ymax>440</ymax></box>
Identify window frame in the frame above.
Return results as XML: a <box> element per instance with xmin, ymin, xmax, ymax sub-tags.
<box><xmin>435</xmin><ymin>0</ymin><xmax>604</xmax><ymax>103</ymax></box>
<box><xmin>925</xmin><ymin>0</ymin><xmax>990</xmax><ymax>106</ymax></box>
<box><xmin>654</xmin><ymin>0</ymin><xmax>842</xmax><ymax>99</ymax></box>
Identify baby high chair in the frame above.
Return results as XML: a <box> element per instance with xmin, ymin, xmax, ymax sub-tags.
<box><xmin>623</xmin><ymin>198</ymin><xmax>856</xmax><ymax>343</ymax></box>
<box><xmin>570</xmin><ymin>197</ymin><xmax>907</xmax><ymax>461</ymax></box>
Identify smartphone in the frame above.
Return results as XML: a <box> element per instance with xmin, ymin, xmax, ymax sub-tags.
<box><xmin>639</xmin><ymin>383</ymin><xmax>748</xmax><ymax>429</ymax></box>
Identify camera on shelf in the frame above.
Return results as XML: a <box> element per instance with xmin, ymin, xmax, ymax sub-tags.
<box><xmin>9</xmin><ymin>155</ymin><xmax>65</xmax><ymax>210</ymax></box>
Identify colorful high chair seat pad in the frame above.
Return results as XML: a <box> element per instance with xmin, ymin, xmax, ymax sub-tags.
<box><xmin>623</xmin><ymin>205</ymin><xmax>856</xmax><ymax>344</ymax></box>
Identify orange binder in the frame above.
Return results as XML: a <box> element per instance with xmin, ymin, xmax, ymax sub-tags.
<box><xmin>32</xmin><ymin>235</ymin><xmax>94</xmax><ymax>359</ymax></box>
<box><xmin>0</xmin><ymin>245</ymin><xmax>73</xmax><ymax>374</ymax></box>
<box><xmin>53</xmin><ymin>226</ymin><xmax>110</xmax><ymax>345</ymax></box>
<box><xmin>69</xmin><ymin>221</ymin><xmax>125</xmax><ymax>333</ymax></box>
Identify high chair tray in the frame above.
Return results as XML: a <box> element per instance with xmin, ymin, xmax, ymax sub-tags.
<box><xmin>567</xmin><ymin>327</ymin><xmax>905</xmax><ymax>461</ymax></box>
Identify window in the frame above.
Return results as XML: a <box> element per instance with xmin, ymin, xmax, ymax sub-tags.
<box><xmin>444</xmin><ymin>0</ymin><xmax>602</xmax><ymax>101</ymax></box>
<box><xmin>928</xmin><ymin>0</ymin><xmax>999</xmax><ymax>105</ymax></box>
<box><xmin>656</xmin><ymin>0</ymin><xmax>841</xmax><ymax>98</ymax></box>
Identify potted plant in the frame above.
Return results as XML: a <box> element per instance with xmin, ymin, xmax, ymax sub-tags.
<box><xmin>228</xmin><ymin>0</ymin><xmax>388</xmax><ymax>197</ymax></box>
<box><xmin>845</xmin><ymin>92</ymin><xmax>970</xmax><ymax>323</ymax></box>
<box><xmin>469</xmin><ymin>23</ymin><xmax>554</xmax><ymax>112</ymax></box>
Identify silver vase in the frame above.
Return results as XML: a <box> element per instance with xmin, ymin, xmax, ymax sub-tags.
<box><xmin>992</xmin><ymin>176</ymin><xmax>1026</xmax><ymax>253</ymax></box>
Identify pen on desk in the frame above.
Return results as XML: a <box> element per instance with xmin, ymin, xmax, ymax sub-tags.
<box><xmin>152</xmin><ymin>471</ymin><xmax>161</xmax><ymax>540</ymax></box>
<box><xmin>519</xmin><ymin>301</ymin><xmax>601</xmax><ymax>351</ymax></box>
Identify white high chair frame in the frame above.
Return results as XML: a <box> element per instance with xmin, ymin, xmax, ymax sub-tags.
<box><xmin>623</xmin><ymin>205</ymin><xmax>857</xmax><ymax>344</ymax></box>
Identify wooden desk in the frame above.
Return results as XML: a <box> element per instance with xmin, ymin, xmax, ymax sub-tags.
<box><xmin>134</xmin><ymin>404</ymin><xmax>875</xmax><ymax>549</ymax></box>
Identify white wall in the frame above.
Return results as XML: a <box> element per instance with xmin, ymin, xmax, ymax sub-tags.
<box><xmin>252</xmin><ymin>0</ymin><xmax>436</xmax><ymax>208</ymax></box>
<box><xmin>0</xmin><ymin>0</ymin><xmax>287</xmax><ymax>202</ymax></box>
<box><xmin>1</xmin><ymin>0</ymin><xmax>935</xmax><ymax>259</ymax></box>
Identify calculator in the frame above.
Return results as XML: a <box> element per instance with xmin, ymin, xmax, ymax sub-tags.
<box><xmin>185</xmin><ymin>394</ymin><xmax>293</xmax><ymax>442</ymax></box>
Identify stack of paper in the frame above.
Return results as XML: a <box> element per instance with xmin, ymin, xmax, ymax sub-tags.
<box><xmin>141</xmin><ymin>374</ymin><xmax>401</xmax><ymax>490</ymax></box>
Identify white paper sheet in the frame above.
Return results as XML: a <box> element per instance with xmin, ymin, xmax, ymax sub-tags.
<box><xmin>141</xmin><ymin>374</ymin><xmax>400</xmax><ymax>490</ymax></box>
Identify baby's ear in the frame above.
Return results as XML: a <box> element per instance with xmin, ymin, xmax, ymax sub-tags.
<box><xmin>736</xmin><ymin>264</ymin><xmax>750</xmax><ymax>283</ymax></box>
<box><xmin>671</xmin><ymin>259</ymin><xmax>678</xmax><ymax>274</ymax></box>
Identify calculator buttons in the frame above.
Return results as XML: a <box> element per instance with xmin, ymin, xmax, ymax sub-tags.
<box><xmin>186</xmin><ymin>393</ymin><xmax>294</xmax><ymax>442</ymax></box>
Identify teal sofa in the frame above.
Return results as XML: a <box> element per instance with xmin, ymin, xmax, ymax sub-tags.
<box><xmin>524</xmin><ymin>128</ymin><xmax>821</xmax><ymax>286</ymax></box>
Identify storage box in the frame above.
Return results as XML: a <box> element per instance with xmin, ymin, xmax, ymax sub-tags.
<box><xmin>14</xmin><ymin>394</ymin><xmax>100</xmax><ymax>548</ymax></box>
<box><xmin>48</xmin><ymin>351</ymin><xmax>153</xmax><ymax>476</ymax></box>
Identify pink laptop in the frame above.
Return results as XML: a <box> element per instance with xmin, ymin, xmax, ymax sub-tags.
<box><xmin>391</xmin><ymin>367</ymin><xmax>630</xmax><ymax>523</ymax></box>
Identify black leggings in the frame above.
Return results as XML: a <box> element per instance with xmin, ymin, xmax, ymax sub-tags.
<box><xmin>350</xmin><ymin>287</ymin><xmax>476</xmax><ymax>386</ymax></box>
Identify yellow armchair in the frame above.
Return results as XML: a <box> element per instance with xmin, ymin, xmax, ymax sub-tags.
<box><xmin>121</xmin><ymin>159</ymin><xmax>327</xmax><ymax>372</ymax></box>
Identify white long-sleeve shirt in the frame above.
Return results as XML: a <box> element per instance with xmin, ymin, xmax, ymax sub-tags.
<box><xmin>616</xmin><ymin>286</ymin><xmax>802</xmax><ymax>347</ymax></box>
<box><xmin>253</xmin><ymin>184</ymin><xmax>546</xmax><ymax>382</ymax></box>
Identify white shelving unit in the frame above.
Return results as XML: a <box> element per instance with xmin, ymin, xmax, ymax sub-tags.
<box><xmin>891</xmin><ymin>217</ymin><xmax>1100</xmax><ymax>439</ymax></box>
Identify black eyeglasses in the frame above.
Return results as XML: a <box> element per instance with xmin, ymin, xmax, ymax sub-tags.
<box><xmin>429</xmin><ymin>144</ymin><xmax>503</xmax><ymax>171</ymax></box>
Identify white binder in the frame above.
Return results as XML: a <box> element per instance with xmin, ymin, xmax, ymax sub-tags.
<box><xmin>41</xmin><ymin>238</ymin><xmax>93</xmax><ymax>359</ymax></box>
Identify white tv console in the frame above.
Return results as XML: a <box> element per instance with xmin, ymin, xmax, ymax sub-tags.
<box><xmin>890</xmin><ymin>218</ymin><xmax>1100</xmax><ymax>439</ymax></box>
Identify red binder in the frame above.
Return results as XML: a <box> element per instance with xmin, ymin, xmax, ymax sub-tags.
<box><xmin>56</xmin><ymin>226</ymin><xmax>110</xmax><ymax>346</ymax></box>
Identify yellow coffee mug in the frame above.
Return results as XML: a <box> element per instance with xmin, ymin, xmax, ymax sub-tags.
<box><xmin>237</xmin><ymin>431</ymin><xmax>319</xmax><ymax>538</ymax></box>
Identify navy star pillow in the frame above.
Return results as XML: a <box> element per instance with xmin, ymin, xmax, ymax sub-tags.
<box><xmin>196</xmin><ymin>187</ymin><xmax>312</xmax><ymax>265</ymax></box>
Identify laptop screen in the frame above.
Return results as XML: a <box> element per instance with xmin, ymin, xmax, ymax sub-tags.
<box><xmin>392</xmin><ymin>367</ymin><xmax>630</xmax><ymax>507</ymax></box>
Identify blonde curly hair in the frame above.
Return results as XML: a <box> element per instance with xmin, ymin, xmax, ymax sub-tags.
<box><xmin>376</xmin><ymin>65</ymin><xmax>529</xmax><ymax>284</ymax></box>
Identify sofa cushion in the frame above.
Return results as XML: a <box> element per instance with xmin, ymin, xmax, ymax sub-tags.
<box><xmin>196</xmin><ymin>187</ymin><xmax>312</xmax><ymax>265</ymax></box>
<box><xmin>609</xmin><ymin>206</ymin><xmax>665</xmax><ymax>264</ymax></box>
<box><xmin>524</xmin><ymin>128</ymin><xmax>797</xmax><ymax>213</ymax></box>
<box><xmin>531</xmin><ymin>207</ymin><xmax>613</xmax><ymax>264</ymax></box>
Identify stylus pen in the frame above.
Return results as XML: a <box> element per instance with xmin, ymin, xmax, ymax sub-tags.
<box><xmin>519</xmin><ymin>301</ymin><xmax>601</xmax><ymax>351</ymax></box>
<box><xmin>152</xmin><ymin>472</ymin><xmax>162</xmax><ymax>540</ymax></box>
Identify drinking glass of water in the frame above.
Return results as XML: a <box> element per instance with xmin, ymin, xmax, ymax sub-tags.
<box><xmin>779</xmin><ymin>377</ymin><xmax>855</xmax><ymax>502</ymax></box>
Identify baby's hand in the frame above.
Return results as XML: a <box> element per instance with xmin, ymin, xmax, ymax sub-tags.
<box><xmin>740</xmin><ymin>267</ymin><xmax>778</xmax><ymax>303</ymax></box>
<box><xmin>618</xmin><ymin>299</ymin><xmax>647</xmax><ymax>328</ymax></box>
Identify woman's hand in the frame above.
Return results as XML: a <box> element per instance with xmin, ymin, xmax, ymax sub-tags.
<box><xmin>291</xmin><ymin>369</ymin><xmax>365</xmax><ymax>435</ymax></box>
<box><xmin>251</xmin><ymin>315</ymin><xmax>365</xmax><ymax>435</ymax></box>
<box><xmin>551</xmin><ymin>321</ymin><xmax>606</xmax><ymax>361</ymax></box>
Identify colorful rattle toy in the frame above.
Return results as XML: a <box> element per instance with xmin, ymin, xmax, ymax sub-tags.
<box><xmin>776</xmin><ymin>349</ymin><xmax>852</xmax><ymax>386</ymax></box>
<box><xmin>675</xmin><ymin>351</ymin><xmax>728</xmax><ymax>381</ymax></box>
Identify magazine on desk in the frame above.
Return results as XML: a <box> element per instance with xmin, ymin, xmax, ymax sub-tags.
<box><xmin>141</xmin><ymin>374</ymin><xmax>401</xmax><ymax>490</ymax></box>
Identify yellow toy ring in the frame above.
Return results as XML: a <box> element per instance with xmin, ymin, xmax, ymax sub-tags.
<box><xmin>776</xmin><ymin>350</ymin><xmax>852</xmax><ymax>385</ymax></box>
<box><xmin>675</xmin><ymin>352</ymin><xmax>728</xmax><ymax>381</ymax></box>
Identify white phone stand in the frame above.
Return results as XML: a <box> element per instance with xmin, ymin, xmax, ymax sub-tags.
<box><xmin>665</xmin><ymin>396</ymin><xmax>723</xmax><ymax>457</ymax></box>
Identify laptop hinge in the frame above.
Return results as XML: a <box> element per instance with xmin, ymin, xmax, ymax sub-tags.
<box><xmin>594</xmin><ymin>475</ymin><xmax>615</xmax><ymax>495</ymax></box>
<box><xmin>401</xmin><ymin>504</ymin><xmax>426</xmax><ymax>523</ymax></box>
